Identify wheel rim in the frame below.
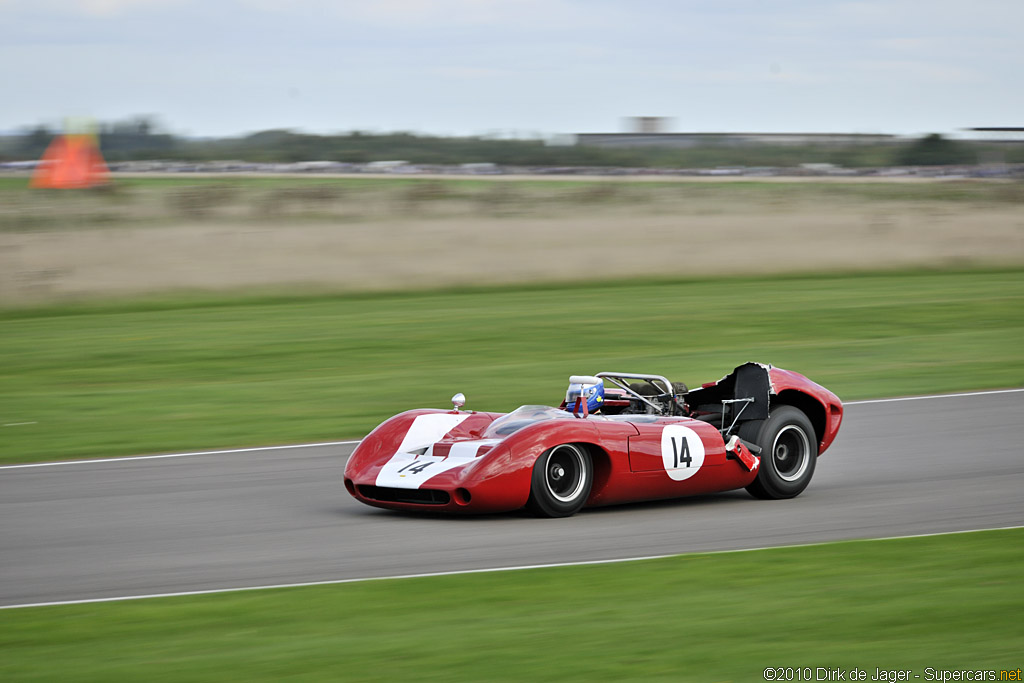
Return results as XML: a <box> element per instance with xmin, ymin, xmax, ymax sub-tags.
<box><xmin>772</xmin><ymin>425</ymin><xmax>811</xmax><ymax>482</ymax></box>
<box><xmin>545</xmin><ymin>445</ymin><xmax>586</xmax><ymax>503</ymax></box>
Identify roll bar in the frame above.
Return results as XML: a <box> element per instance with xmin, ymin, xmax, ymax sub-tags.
<box><xmin>595</xmin><ymin>371</ymin><xmax>679</xmax><ymax>414</ymax></box>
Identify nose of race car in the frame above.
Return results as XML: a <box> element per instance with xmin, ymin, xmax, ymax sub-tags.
<box><xmin>344</xmin><ymin>440</ymin><xmax>531</xmax><ymax>513</ymax></box>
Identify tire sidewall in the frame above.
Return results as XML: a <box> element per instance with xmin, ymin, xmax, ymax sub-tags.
<box><xmin>528</xmin><ymin>444</ymin><xmax>593</xmax><ymax>517</ymax></box>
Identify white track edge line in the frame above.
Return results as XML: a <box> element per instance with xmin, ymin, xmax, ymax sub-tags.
<box><xmin>2</xmin><ymin>525</ymin><xmax>1021</xmax><ymax>610</ymax></box>
<box><xmin>844</xmin><ymin>387</ymin><xmax>1024</xmax><ymax>405</ymax></box>
<box><xmin>3</xmin><ymin>387</ymin><xmax>1021</xmax><ymax>470</ymax></box>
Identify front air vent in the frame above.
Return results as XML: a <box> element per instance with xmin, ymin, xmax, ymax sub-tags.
<box><xmin>357</xmin><ymin>485</ymin><xmax>451</xmax><ymax>505</ymax></box>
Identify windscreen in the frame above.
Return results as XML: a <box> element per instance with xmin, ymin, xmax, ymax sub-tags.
<box><xmin>482</xmin><ymin>405</ymin><xmax>574</xmax><ymax>438</ymax></box>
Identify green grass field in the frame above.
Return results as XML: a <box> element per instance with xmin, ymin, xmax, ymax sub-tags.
<box><xmin>2</xmin><ymin>269</ymin><xmax>1022</xmax><ymax>463</ymax></box>
<box><xmin>2</xmin><ymin>529</ymin><xmax>1020</xmax><ymax>682</ymax></box>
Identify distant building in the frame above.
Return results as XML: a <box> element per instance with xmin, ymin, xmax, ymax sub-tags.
<box><xmin>964</xmin><ymin>127</ymin><xmax>1024</xmax><ymax>144</ymax></box>
<box><xmin>628</xmin><ymin>117</ymin><xmax>671</xmax><ymax>134</ymax></box>
<box><xmin>575</xmin><ymin>132</ymin><xmax>900</xmax><ymax>149</ymax></box>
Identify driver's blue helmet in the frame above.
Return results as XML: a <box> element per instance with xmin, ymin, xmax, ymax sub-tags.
<box><xmin>566</xmin><ymin>375</ymin><xmax>605</xmax><ymax>413</ymax></box>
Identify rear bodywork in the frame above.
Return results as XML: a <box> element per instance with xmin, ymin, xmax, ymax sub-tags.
<box><xmin>344</xmin><ymin>363</ymin><xmax>842</xmax><ymax>514</ymax></box>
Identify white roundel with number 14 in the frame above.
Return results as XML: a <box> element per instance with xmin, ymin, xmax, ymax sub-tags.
<box><xmin>660</xmin><ymin>425</ymin><xmax>705</xmax><ymax>481</ymax></box>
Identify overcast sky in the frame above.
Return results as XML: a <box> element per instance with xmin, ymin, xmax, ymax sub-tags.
<box><xmin>3</xmin><ymin>0</ymin><xmax>1022</xmax><ymax>138</ymax></box>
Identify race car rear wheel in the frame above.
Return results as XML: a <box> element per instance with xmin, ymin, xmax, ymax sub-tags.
<box><xmin>738</xmin><ymin>406</ymin><xmax>817</xmax><ymax>499</ymax></box>
<box><xmin>527</xmin><ymin>444</ymin><xmax>593</xmax><ymax>517</ymax></box>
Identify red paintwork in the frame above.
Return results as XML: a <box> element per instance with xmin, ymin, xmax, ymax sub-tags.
<box><xmin>732</xmin><ymin>440</ymin><xmax>758</xmax><ymax>471</ymax></box>
<box><xmin>767</xmin><ymin>366</ymin><xmax>844</xmax><ymax>452</ymax></box>
<box><xmin>344</xmin><ymin>366</ymin><xmax>843</xmax><ymax>515</ymax></box>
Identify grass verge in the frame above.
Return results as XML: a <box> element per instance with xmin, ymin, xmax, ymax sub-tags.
<box><xmin>1</xmin><ymin>528</ymin><xmax>1021</xmax><ymax>681</ymax></box>
<box><xmin>2</xmin><ymin>268</ymin><xmax>1023</xmax><ymax>463</ymax></box>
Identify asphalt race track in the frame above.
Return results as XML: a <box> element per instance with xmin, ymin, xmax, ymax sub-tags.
<box><xmin>2</xmin><ymin>390</ymin><xmax>1022</xmax><ymax>608</ymax></box>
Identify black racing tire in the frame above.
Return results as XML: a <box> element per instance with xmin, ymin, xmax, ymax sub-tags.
<box><xmin>526</xmin><ymin>444</ymin><xmax>593</xmax><ymax>517</ymax></box>
<box><xmin>738</xmin><ymin>406</ymin><xmax>817</xmax><ymax>500</ymax></box>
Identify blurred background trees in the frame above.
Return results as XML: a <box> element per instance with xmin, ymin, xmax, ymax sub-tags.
<box><xmin>2</xmin><ymin>118</ymin><xmax>1021</xmax><ymax>168</ymax></box>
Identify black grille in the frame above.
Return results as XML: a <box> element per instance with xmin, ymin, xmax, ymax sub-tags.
<box><xmin>358</xmin><ymin>485</ymin><xmax>451</xmax><ymax>505</ymax></box>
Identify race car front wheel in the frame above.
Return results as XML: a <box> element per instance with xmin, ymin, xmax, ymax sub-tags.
<box><xmin>738</xmin><ymin>406</ymin><xmax>817</xmax><ymax>499</ymax></box>
<box><xmin>527</xmin><ymin>444</ymin><xmax>593</xmax><ymax>517</ymax></box>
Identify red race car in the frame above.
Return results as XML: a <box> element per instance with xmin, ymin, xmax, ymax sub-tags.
<box><xmin>344</xmin><ymin>363</ymin><xmax>843</xmax><ymax>517</ymax></box>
